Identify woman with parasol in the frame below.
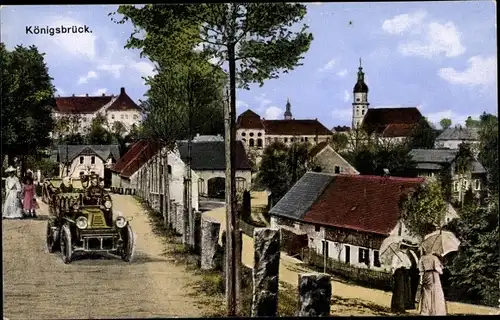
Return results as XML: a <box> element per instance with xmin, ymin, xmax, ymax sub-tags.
<box><xmin>2</xmin><ymin>166</ymin><xmax>24</xmax><ymax>219</ymax></box>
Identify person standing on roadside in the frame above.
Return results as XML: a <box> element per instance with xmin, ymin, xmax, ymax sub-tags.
<box><xmin>2</xmin><ymin>166</ymin><xmax>23</xmax><ymax>219</ymax></box>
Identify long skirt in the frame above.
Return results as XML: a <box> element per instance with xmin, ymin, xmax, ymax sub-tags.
<box><xmin>419</xmin><ymin>270</ymin><xmax>447</xmax><ymax>315</ymax></box>
<box><xmin>391</xmin><ymin>268</ymin><xmax>413</xmax><ymax>313</ymax></box>
<box><xmin>2</xmin><ymin>190</ymin><xmax>23</xmax><ymax>219</ymax></box>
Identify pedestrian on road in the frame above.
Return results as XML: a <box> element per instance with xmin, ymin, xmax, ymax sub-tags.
<box><xmin>21</xmin><ymin>176</ymin><xmax>37</xmax><ymax>218</ymax></box>
<box><xmin>2</xmin><ymin>166</ymin><xmax>24</xmax><ymax>219</ymax></box>
<box><xmin>390</xmin><ymin>249</ymin><xmax>413</xmax><ymax>313</ymax></box>
<box><xmin>417</xmin><ymin>249</ymin><xmax>447</xmax><ymax>315</ymax></box>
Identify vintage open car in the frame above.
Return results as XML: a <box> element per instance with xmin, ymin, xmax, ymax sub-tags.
<box><xmin>45</xmin><ymin>178</ymin><xmax>135</xmax><ymax>264</ymax></box>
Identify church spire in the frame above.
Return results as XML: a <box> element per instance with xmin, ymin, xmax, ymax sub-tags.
<box><xmin>284</xmin><ymin>98</ymin><xmax>292</xmax><ymax>120</ymax></box>
<box><xmin>353</xmin><ymin>57</ymin><xmax>368</xmax><ymax>93</ymax></box>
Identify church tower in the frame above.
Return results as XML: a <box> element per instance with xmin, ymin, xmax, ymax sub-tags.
<box><xmin>284</xmin><ymin>98</ymin><xmax>293</xmax><ymax>120</ymax></box>
<box><xmin>352</xmin><ymin>58</ymin><xmax>369</xmax><ymax>129</ymax></box>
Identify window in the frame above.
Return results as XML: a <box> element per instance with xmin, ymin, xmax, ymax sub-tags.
<box><xmin>236</xmin><ymin>177</ymin><xmax>246</xmax><ymax>191</ymax></box>
<box><xmin>284</xmin><ymin>138</ymin><xmax>288</xmax><ymax>143</ymax></box>
<box><xmin>249</xmin><ymin>132</ymin><xmax>254</xmax><ymax>137</ymax></box>
<box><xmin>91</xmin><ymin>156</ymin><xmax>95</xmax><ymax>164</ymax></box>
<box><xmin>361</xmin><ymin>110</ymin><xmax>365</xmax><ymax>115</ymax></box>
<box><xmin>198</xmin><ymin>178</ymin><xmax>205</xmax><ymax>195</ymax></box>
<box><xmin>79</xmin><ymin>171</ymin><xmax>84</xmax><ymax>176</ymax></box>
<box><xmin>242</xmin><ymin>132</ymin><xmax>246</xmax><ymax>136</ymax></box>
<box><xmin>373</xmin><ymin>250</ymin><xmax>381</xmax><ymax>267</ymax></box>
<box><xmin>453</xmin><ymin>181</ymin><xmax>459</xmax><ymax>192</ymax></box>
<box><xmin>111</xmin><ymin>114</ymin><xmax>115</xmax><ymax>120</ymax></box>
<box><xmin>80</xmin><ymin>156</ymin><xmax>84</xmax><ymax>164</ymax></box>
<box><xmin>257</xmin><ymin>139</ymin><xmax>263</xmax><ymax>148</ymax></box>
<box><xmin>304</xmin><ymin>137</ymin><xmax>308</xmax><ymax>142</ymax></box>
<box><xmin>356</xmin><ymin>98</ymin><xmax>360</xmax><ymax>102</ymax></box>
<box><xmin>133</xmin><ymin>114</ymin><xmax>138</xmax><ymax>120</ymax></box>
<box><xmin>474</xmin><ymin>179</ymin><xmax>481</xmax><ymax>190</ymax></box>
<box><xmin>257</xmin><ymin>132</ymin><xmax>262</xmax><ymax>137</ymax></box>
<box><xmin>167</xmin><ymin>165</ymin><xmax>172</xmax><ymax>175</ymax></box>
<box><xmin>358</xmin><ymin>248</ymin><xmax>370</xmax><ymax>265</ymax></box>
<box><xmin>345</xmin><ymin>246</ymin><xmax>351</xmax><ymax>264</ymax></box>
<box><xmin>249</xmin><ymin>138</ymin><xmax>255</xmax><ymax>147</ymax></box>
<box><xmin>121</xmin><ymin>114</ymin><xmax>124</xmax><ymax>119</ymax></box>
<box><xmin>334</xmin><ymin>166</ymin><xmax>340</xmax><ymax>174</ymax></box>
<box><xmin>314</xmin><ymin>225</ymin><xmax>320</xmax><ymax>232</ymax></box>
<box><xmin>462</xmin><ymin>180</ymin><xmax>469</xmax><ymax>190</ymax></box>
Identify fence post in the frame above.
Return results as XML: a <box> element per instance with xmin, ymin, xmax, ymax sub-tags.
<box><xmin>251</xmin><ymin>228</ymin><xmax>280</xmax><ymax>317</ymax></box>
<box><xmin>297</xmin><ymin>273</ymin><xmax>332</xmax><ymax>317</ymax></box>
<box><xmin>200</xmin><ymin>216</ymin><xmax>221</xmax><ymax>270</ymax></box>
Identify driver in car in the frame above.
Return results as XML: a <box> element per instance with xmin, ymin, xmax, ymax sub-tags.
<box><xmin>84</xmin><ymin>173</ymin><xmax>103</xmax><ymax>204</ymax></box>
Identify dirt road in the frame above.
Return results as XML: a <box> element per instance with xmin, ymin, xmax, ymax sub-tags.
<box><xmin>204</xmin><ymin>200</ymin><xmax>498</xmax><ymax>316</ymax></box>
<box><xmin>2</xmin><ymin>195</ymin><xmax>208</xmax><ymax>319</ymax></box>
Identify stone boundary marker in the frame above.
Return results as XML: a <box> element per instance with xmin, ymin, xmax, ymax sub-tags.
<box><xmin>297</xmin><ymin>273</ymin><xmax>332</xmax><ymax>317</ymax></box>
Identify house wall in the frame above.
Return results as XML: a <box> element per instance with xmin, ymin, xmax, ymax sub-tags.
<box><xmin>111</xmin><ymin>172</ymin><xmax>122</xmax><ymax>188</ymax></box>
<box><xmin>59</xmin><ymin>155</ymin><xmax>111</xmax><ymax>179</ymax></box>
<box><xmin>313</xmin><ymin>147</ymin><xmax>359</xmax><ymax>175</ymax></box>
<box><xmin>435</xmin><ymin>139</ymin><xmax>480</xmax><ymax>150</ymax></box>
<box><xmin>196</xmin><ymin>169</ymin><xmax>252</xmax><ymax>196</ymax></box>
<box><xmin>106</xmin><ymin>110</ymin><xmax>143</xmax><ymax>131</ymax></box>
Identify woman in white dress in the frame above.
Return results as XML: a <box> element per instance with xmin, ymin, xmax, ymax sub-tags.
<box><xmin>2</xmin><ymin>166</ymin><xmax>24</xmax><ymax>219</ymax></box>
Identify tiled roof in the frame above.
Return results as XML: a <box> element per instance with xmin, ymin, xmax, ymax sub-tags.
<box><xmin>269</xmin><ymin>172</ymin><xmax>334</xmax><ymax>221</ymax></box>
<box><xmin>436</xmin><ymin>126</ymin><xmax>479</xmax><ymax>141</ymax></box>
<box><xmin>263</xmin><ymin>119</ymin><xmax>332</xmax><ymax>136</ymax></box>
<box><xmin>237</xmin><ymin>109</ymin><xmax>264</xmax><ymax>130</ymax></box>
<box><xmin>381</xmin><ymin>123</ymin><xmax>415</xmax><ymax>137</ymax></box>
<box><xmin>192</xmin><ymin>134</ymin><xmax>224</xmax><ymax>142</ymax></box>
<box><xmin>362</xmin><ymin>107</ymin><xmax>423</xmax><ymax>135</ymax></box>
<box><xmin>332</xmin><ymin>125</ymin><xmax>351</xmax><ymax>132</ymax></box>
<box><xmin>57</xmin><ymin>145</ymin><xmax>120</xmax><ymax>163</ymax></box>
<box><xmin>55</xmin><ymin>96</ymin><xmax>112</xmax><ymax>114</ymax></box>
<box><xmin>106</xmin><ymin>87</ymin><xmax>142</xmax><ymax>112</ymax></box>
<box><xmin>111</xmin><ymin>140</ymin><xmax>162</xmax><ymax>178</ymax></box>
<box><xmin>303</xmin><ymin>175</ymin><xmax>425</xmax><ymax>235</ymax></box>
<box><xmin>409</xmin><ymin>149</ymin><xmax>486</xmax><ymax>174</ymax></box>
<box><xmin>177</xmin><ymin>140</ymin><xmax>251</xmax><ymax>171</ymax></box>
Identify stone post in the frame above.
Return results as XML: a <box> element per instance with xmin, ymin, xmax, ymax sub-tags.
<box><xmin>200</xmin><ymin>216</ymin><xmax>221</xmax><ymax>270</ymax></box>
<box><xmin>251</xmin><ymin>228</ymin><xmax>280</xmax><ymax>317</ymax></box>
<box><xmin>297</xmin><ymin>273</ymin><xmax>332</xmax><ymax>317</ymax></box>
<box><xmin>176</xmin><ymin>203</ymin><xmax>184</xmax><ymax>235</ymax></box>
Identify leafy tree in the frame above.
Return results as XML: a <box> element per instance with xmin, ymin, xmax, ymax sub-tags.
<box><xmin>258</xmin><ymin>141</ymin><xmax>311</xmax><ymax>202</ymax></box>
<box><xmin>439</xmin><ymin>118</ymin><xmax>452</xmax><ymax>130</ymax></box>
<box><xmin>408</xmin><ymin>117</ymin><xmax>438</xmax><ymax>149</ymax></box>
<box><xmin>445</xmin><ymin>198</ymin><xmax>499</xmax><ymax>306</ymax></box>
<box><xmin>1</xmin><ymin>43</ymin><xmax>55</xmax><ymax>170</ymax></box>
<box><xmin>454</xmin><ymin>142</ymin><xmax>475</xmax><ymax>208</ymax></box>
<box><xmin>477</xmin><ymin>113</ymin><xmax>498</xmax><ymax>195</ymax></box>
<box><xmin>330</xmin><ymin>133</ymin><xmax>349</xmax><ymax>151</ymax></box>
<box><xmin>400</xmin><ymin>179</ymin><xmax>447</xmax><ymax>239</ymax></box>
<box><xmin>465</xmin><ymin>116</ymin><xmax>480</xmax><ymax>128</ymax></box>
<box><xmin>86</xmin><ymin>113</ymin><xmax>113</xmax><ymax>145</ymax></box>
<box><xmin>63</xmin><ymin>133</ymin><xmax>86</xmax><ymax>145</ymax></box>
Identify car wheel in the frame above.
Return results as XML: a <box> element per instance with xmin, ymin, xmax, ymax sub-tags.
<box><xmin>46</xmin><ymin>219</ymin><xmax>60</xmax><ymax>253</ymax></box>
<box><xmin>120</xmin><ymin>224</ymin><xmax>135</xmax><ymax>262</ymax></box>
<box><xmin>60</xmin><ymin>224</ymin><xmax>73</xmax><ymax>264</ymax></box>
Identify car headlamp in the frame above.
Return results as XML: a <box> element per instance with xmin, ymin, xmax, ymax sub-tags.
<box><xmin>115</xmin><ymin>216</ymin><xmax>126</xmax><ymax>228</ymax></box>
<box><xmin>76</xmin><ymin>216</ymin><xmax>88</xmax><ymax>229</ymax></box>
<box><xmin>104</xmin><ymin>200</ymin><xmax>112</xmax><ymax>209</ymax></box>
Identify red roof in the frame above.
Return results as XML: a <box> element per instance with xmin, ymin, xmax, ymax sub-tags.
<box><xmin>237</xmin><ymin>109</ymin><xmax>265</xmax><ymax>130</ymax></box>
<box><xmin>107</xmin><ymin>87</ymin><xmax>142</xmax><ymax>112</ymax></box>
<box><xmin>303</xmin><ymin>175</ymin><xmax>425</xmax><ymax>235</ymax></box>
<box><xmin>362</xmin><ymin>107</ymin><xmax>423</xmax><ymax>136</ymax></box>
<box><xmin>381</xmin><ymin>123</ymin><xmax>416</xmax><ymax>137</ymax></box>
<box><xmin>55</xmin><ymin>96</ymin><xmax>112</xmax><ymax>114</ymax></box>
<box><xmin>112</xmin><ymin>140</ymin><xmax>162</xmax><ymax>178</ymax></box>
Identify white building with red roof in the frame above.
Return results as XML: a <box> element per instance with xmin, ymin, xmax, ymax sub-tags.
<box><xmin>54</xmin><ymin>87</ymin><xmax>143</xmax><ymax>135</ymax></box>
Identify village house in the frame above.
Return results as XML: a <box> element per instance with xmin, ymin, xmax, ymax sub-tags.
<box><xmin>308</xmin><ymin>141</ymin><xmax>359</xmax><ymax>175</ymax></box>
<box><xmin>236</xmin><ymin>101</ymin><xmax>332</xmax><ymax>159</ymax></box>
<box><xmin>409</xmin><ymin>148</ymin><xmax>487</xmax><ymax>202</ymax></box>
<box><xmin>269</xmin><ymin>172</ymin><xmax>458</xmax><ymax>276</ymax></box>
<box><xmin>434</xmin><ymin>125</ymin><xmax>480</xmax><ymax>151</ymax></box>
<box><xmin>110</xmin><ymin>139</ymin><xmax>199</xmax><ymax>211</ymax></box>
<box><xmin>53</xmin><ymin>145</ymin><xmax>120</xmax><ymax>186</ymax></box>
<box><xmin>177</xmin><ymin>139</ymin><xmax>252</xmax><ymax>198</ymax></box>
<box><xmin>53</xmin><ymin>87</ymin><xmax>143</xmax><ymax>135</ymax></box>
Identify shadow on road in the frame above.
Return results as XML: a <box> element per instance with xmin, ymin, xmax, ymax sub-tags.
<box><xmin>66</xmin><ymin>250</ymin><xmax>171</xmax><ymax>265</ymax></box>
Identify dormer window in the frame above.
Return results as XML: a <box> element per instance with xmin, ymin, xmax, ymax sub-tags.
<box><xmin>91</xmin><ymin>156</ymin><xmax>95</xmax><ymax>164</ymax></box>
<box><xmin>79</xmin><ymin>156</ymin><xmax>84</xmax><ymax>164</ymax></box>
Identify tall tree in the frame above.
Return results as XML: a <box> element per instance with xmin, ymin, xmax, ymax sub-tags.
<box><xmin>113</xmin><ymin>4</ymin><xmax>313</xmax><ymax>314</ymax></box>
<box><xmin>408</xmin><ymin>117</ymin><xmax>438</xmax><ymax>149</ymax></box>
<box><xmin>454</xmin><ymin>142</ymin><xmax>475</xmax><ymax>208</ymax></box>
<box><xmin>1</xmin><ymin>43</ymin><xmax>55</xmax><ymax>170</ymax></box>
<box><xmin>86</xmin><ymin>113</ymin><xmax>113</xmax><ymax>145</ymax></box>
<box><xmin>330</xmin><ymin>133</ymin><xmax>349</xmax><ymax>152</ymax></box>
<box><xmin>465</xmin><ymin>116</ymin><xmax>480</xmax><ymax>128</ymax></box>
<box><xmin>477</xmin><ymin>113</ymin><xmax>498</xmax><ymax>195</ymax></box>
<box><xmin>439</xmin><ymin>118</ymin><xmax>452</xmax><ymax>130</ymax></box>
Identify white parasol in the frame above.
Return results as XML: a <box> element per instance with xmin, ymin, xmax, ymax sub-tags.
<box><xmin>420</xmin><ymin>229</ymin><xmax>461</xmax><ymax>257</ymax></box>
<box><xmin>5</xmin><ymin>166</ymin><xmax>16</xmax><ymax>173</ymax></box>
<box><xmin>379</xmin><ymin>235</ymin><xmax>408</xmax><ymax>267</ymax></box>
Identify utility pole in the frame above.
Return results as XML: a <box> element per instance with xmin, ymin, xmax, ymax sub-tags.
<box><xmin>187</xmin><ymin>71</ymin><xmax>194</xmax><ymax>248</ymax></box>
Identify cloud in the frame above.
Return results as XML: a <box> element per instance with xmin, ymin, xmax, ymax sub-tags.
<box><xmin>336</xmin><ymin>69</ymin><xmax>348</xmax><ymax>77</ymax></box>
<box><xmin>264</xmin><ymin>106</ymin><xmax>283</xmax><ymax>120</ymax></box>
<box><xmin>382</xmin><ymin>10</ymin><xmax>427</xmax><ymax>35</ymax></box>
<box><xmin>55</xmin><ymin>87</ymin><xmax>65</xmax><ymax>96</ymax></box>
<box><xmin>92</xmin><ymin>88</ymin><xmax>107</xmax><ymax>96</ymax></box>
<box><xmin>236</xmin><ymin>100</ymin><xmax>249</xmax><ymax>111</ymax></box>
<box><xmin>438</xmin><ymin>55</ymin><xmax>497</xmax><ymax>87</ymax></box>
<box><xmin>383</xmin><ymin>11</ymin><xmax>466</xmax><ymax>59</ymax></box>
<box><xmin>129</xmin><ymin>61</ymin><xmax>156</xmax><ymax>78</ymax></box>
<box><xmin>254</xmin><ymin>93</ymin><xmax>272</xmax><ymax>112</ymax></box>
<box><xmin>97</xmin><ymin>64</ymin><xmax>125</xmax><ymax>78</ymax></box>
<box><xmin>77</xmin><ymin>70</ymin><xmax>98</xmax><ymax>84</ymax></box>
<box><xmin>318</xmin><ymin>59</ymin><xmax>336</xmax><ymax>72</ymax></box>
<box><xmin>47</xmin><ymin>16</ymin><xmax>98</xmax><ymax>60</ymax></box>
<box><xmin>331</xmin><ymin>107</ymin><xmax>352</xmax><ymax>122</ymax></box>
<box><xmin>343</xmin><ymin>90</ymin><xmax>350</xmax><ymax>103</ymax></box>
<box><xmin>426</xmin><ymin>109</ymin><xmax>482</xmax><ymax>127</ymax></box>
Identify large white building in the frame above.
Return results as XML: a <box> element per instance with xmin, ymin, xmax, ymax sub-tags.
<box><xmin>53</xmin><ymin>87</ymin><xmax>143</xmax><ymax>136</ymax></box>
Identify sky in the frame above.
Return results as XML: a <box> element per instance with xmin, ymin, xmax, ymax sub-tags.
<box><xmin>1</xmin><ymin>2</ymin><xmax>497</xmax><ymax>129</ymax></box>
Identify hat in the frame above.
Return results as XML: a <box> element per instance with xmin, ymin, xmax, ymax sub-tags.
<box><xmin>5</xmin><ymin>166</ymin><xmax>16</xmax><ymax>173</ymax></box>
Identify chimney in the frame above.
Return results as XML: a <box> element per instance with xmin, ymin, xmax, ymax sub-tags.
<box><xmin>120</xmin><ymin>87</ymin><xmax>125</xmax><ymax>95</ymax></box>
